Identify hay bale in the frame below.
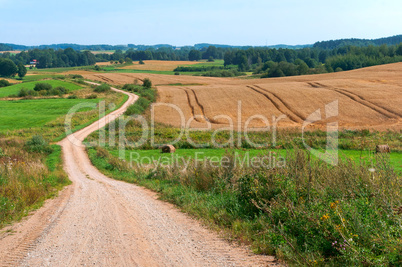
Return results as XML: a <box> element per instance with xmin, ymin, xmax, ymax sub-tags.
<box><xmin>376</xmin><ymin>144</ymin><xmax>390</xmax><ymax>153</ymax></box>
<box><xmin>161</xmin><ymin>145</ymin><xmax>176</xmax><ymax>153</ymax></box>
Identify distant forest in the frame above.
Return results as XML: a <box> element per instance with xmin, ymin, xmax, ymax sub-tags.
<box><xmin>1</xmin><ymin>35</ymin><xmax>402</xmax><ymax>78</ymax></box>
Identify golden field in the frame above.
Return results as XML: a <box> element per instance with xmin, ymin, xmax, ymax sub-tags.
<box><xmin>69</xmin><ymin>62</ymin><xmax>402</xmax><ymax>130</ymax></box>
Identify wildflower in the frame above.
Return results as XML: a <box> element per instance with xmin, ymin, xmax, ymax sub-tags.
<box><xmin>321</xmin><ymin>214</ymin><xmax>330</xmax><ymax>221</ymax></box>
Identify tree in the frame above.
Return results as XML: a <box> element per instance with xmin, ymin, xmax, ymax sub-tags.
<box><xmin>17</xmin><ymin>63</ymin><xmax>27</xmax><ymax>78</ymax></box>
<box><xmin>125</xmin><ymin>57</ymin><xmax>133</xmax><ymax>64</ymax></box>
<box><xmin>188</xmin><ymin>50</ymin><xmax>201</xmax><ymax>61</ymax></box>
<box><xmin>0</xmin><ymin>58</ymin><xmax>18</xmax><ymax>77</ymax></box>
<box><xmin>143</xmin><ymin>78</ymin><xmax>152</xmax><ymax>88</ymax></box>
<box><xmin>396</xmin><ymin>44</ymin><xmax>402</xmax><ymax>56</ymax></box>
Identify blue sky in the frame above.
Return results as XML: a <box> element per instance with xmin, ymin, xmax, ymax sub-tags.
<box><xmin>1</xmin><ymin>0</ymin><xmax>401</xmax><ymax>46</ymax></box>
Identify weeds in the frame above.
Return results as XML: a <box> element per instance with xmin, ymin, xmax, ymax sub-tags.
<box><xmin>88</xmin><ymin>146</ymin><xmax>402</xmax><ymax>265</ymax></box>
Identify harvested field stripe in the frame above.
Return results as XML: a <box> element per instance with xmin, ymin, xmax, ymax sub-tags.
<box><xmin>182</xmin><ymin>89</ymin><xmax>202</xmax><ymax>123</ymax></box>
<box><xmin>119</xmin><ymin>73</ymin><xmax>144</xmax><ymax>82</ymax></box>
<box><xmin>188</xmin><ymin>88</ymin><xmax>223</xmax><ymax>124</ymax></box>
<box><xmin>254</xmin><ymin>85</ymin><xmax>306</xmax><ymax>121</ymax></box>
<box><xmin>310</xmin><ymin>82</ymin><xmax>400</xmax><ymax>119</ymax></box>
<box><xmin>334</xmin><ymin>88</ymin><xmax>401</xmax><ymax>118</ymax></box>
<box><xmin>247</xmin><ymin>85</ymin><xmax>303</xmax><ymax>123</ymax></box>
<box><xmin>94</xmin><ymin>75</ymin><xmax>114</xmax><ymax>84</ymax></box>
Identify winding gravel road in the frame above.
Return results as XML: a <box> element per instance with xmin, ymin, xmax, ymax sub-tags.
<box><xmin>0</xmin><ymin>85</ymin><xmax>277</xmax><ymax>266</ymax></box>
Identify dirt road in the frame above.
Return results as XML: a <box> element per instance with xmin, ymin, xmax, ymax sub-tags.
<box><xmin>0</xmin><ymin>85</ymin><xmax>277</xmax><ymax>266</ymax></box>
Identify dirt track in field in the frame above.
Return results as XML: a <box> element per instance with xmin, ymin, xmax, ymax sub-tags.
<box><xmin>0</xmin><ymin>84</ymin><xmax>277</xmax><ymax>266</ymax></box>
<box><xmin>71</xmin><ymin>62</ymin><xmax>402</xmax><ymax>131</ymax></box>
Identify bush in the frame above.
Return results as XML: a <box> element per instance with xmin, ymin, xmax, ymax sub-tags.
<box><xmin>68</xmin><ymin>74</ymin><xmax>84</xmax><ymax>79</ymax></box>
<box><xmin>17</xmin><ymin>88</ymin><xmax>38</xmax><ymax>97</ymax></box>
<box><xmin>25</xmin><ymin>135</ymin><xmax>53</xmax><ymax>154</ymax></box>
<box><xmin>54</xmin><ymin>86</ymin><xmax>69</xmax><ymax>95</ymax></box>
<box><xmin>67</xmin><ymin>95</ymin><xmax>78</xmax><ymax>99</ymax></box>
<box><xmin>122</xmin><ymin>83</ymin><xmax>143</xmax><ymax>93</ymax></box>
<box><xmin>143</xmin><ymin>78</ymin><xmax>152</xmax><ymax>88</ymax></box>
<box><xmin>139</xmin><ymin>59</ymin><xmax>145</xmax><ymax>65</ymax></box>
<box><xmin>75</xmin><ymin>79</ymin><xmax>86</xmax><ymax>85</ymax></box>
<box><xmin>0</xmin><ymin>147</ymin><xmax>4</xmax><ymax>157</ymax></box>
<box><xmin>94</xmin><ymin>84</ymin><xmax>111</xmax><ymax>93</ymax></box>
<box><xmin>0</xmin><ymin>79</ymin><xmax>11</xmax><ymax>88</ymax></box>
<box><xmin>86</xmin><ymin>94</ymin><xmax>97</xmax><ymax>99</ymax></box>
<box><xmin>34</xmin><ymin>82</ymin><xmax>52</xmax><ymax>91</ymax></box>
<box><xmin>174</xmin><ymin>72</ymin><xmax>180</xmax><ymax>75</ymax></box>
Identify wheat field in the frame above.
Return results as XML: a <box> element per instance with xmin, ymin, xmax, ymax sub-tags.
<box><xmin>71</xmin><ymin>62</ymin><xmax>402</xmax><ymax>130</ymax></box>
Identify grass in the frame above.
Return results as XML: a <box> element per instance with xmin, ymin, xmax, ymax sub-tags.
<box><xmin>184</xmin><ymin>59</ymin><xmax>225</xmax><ymax>67</ymax></box>
<box><xmin>22</xmin><ymin>74</ymin><xmax>66</xmax><ymax>82</ymax></box>
<box><xmin>0</xmin><ymin>98</ymin><xmax>99</xmax><ymax>131</ymax></box>
<box><xmin>88</xmin><ymin>145</ymin><xmax>402</xmax><ymax>266</ymax></box>
<box><xmin>107</xmin><ymin>148</ymin><xmax>402</xmax><ymax>173</ymax></box>
<box><xmin>0</xmin><ymin>140</ymin><xmax>70</xmax><ymax>229</ymax></box>
<box><xmin>0</xmin><ymin>79</ymin><xmax>82</xmax><ymax>97</ymax></box>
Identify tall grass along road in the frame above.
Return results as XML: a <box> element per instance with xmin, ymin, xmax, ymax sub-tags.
<box><xmin>0</xmin><ymin>83</ymin><xmax>276</xmax><ymax>266</ymax></box>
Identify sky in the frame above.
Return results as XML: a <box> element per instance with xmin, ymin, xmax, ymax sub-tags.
<box><xmin>0</xmin><ymin>0</ymin><xmax>401</xmax><ymax>46</ymax></box>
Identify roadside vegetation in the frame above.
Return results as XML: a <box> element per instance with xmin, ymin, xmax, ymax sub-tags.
<box><xmin>121</xmin><ymin>79</ymin><xmax>156</xmax><ymax>116</ymax></box>
<box><xmin>88</xmin><ymin>142</ymin><xmax>401</xmax><ymax>265</ymax></box>
<box><xmin>0</xmin><ymin>76</ymin><xmax>127</xmax><ymax>228</ymax></box>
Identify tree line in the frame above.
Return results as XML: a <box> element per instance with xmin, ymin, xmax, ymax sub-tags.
<box><xmin>224</xmin><ymin>43</ymin><xmax>402</xmax><ymax>77</ymax></box>
<box><xmin>1</xmin><ymin>42</ymin><xmax>402</xmax><ymax>79</ymax></box>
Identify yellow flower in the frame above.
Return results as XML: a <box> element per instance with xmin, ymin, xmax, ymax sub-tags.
<box><xmin>330</xmin><ymin>200</ymin><xmax>339</xmax><ymax>209</ymax></box>
<box><xmin>321</xmin><ymin>214</ymin><xmax>330</xmax><ymax>221</ymax></box>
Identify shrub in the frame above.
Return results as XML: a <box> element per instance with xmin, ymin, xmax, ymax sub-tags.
<box><xmin>139</xmin><ymin>59</ymin><xmax>145</xmax><ymax>65</ymax></box>
<box><xmin>75</xmin><ymin>79</ymin><xmax>86</xmax><ymax>85</ymax></box>
<box><xmin>174</xmin><ymin>72</ymin><xmax>180</xmax><ymax>75</ymax></box>
<box><xmin>68</xmin><ymin>95</ymin><xmax>78</xmax><ymax>99</ymax></box>
<box><xmin>69</xmin><ymin>74</ymin><xmax>84</xmax><ymax>79</ymax></box>
<box><xmin>86</xmin><ymin>94</ymin><xmax>98</xmax><ymax>99</ymax></box>
<box><xmin>125</xmin><ymin>57</ymin><xmax>133</xmax><ymax>64</ymax></box>
<box><xmin>18</xmin><ymin>88</ymin><xmax>28</xmax><ymax>97</ymax></box>
<box><xmin>0</xmin><ymin>79</ymin><xmax>11</xmax><ymax>88</ymax></box>
<box><xmin>125</xmin><ymin>98</ymin><xmax>151</xmax><ymax>116</ymax></box>
<box><xmin>17</xmin><ymin>88</ymin><xmax>38</xmax><ymax>97</ymax></box>
<box><xmin>54</xmin><ymin>86</ymin><xmax>69</xmax><ymax>95</ymax></box>
<box><xmin>143</xmin><ymin>78</ymin><xmax>152</xmax><ymax>88</ymax></box>
<box><xmin>0</xmin><ymin>147</ymin><xmax>4</xmax><ymax>157</ymax></box>
<box><xmin>25</xmin><ymin>135</ymin><xmax>53</xmax><ymax>154</ymax></box>
<box><xmin>34</xmin><ymin>82</ymin><xmax>52</xmax><ymax>91</ymax></box>
<box><xmin>122</xmin><ymin>83</ymin><xmax>143</xmax><ymax>93</ymax></box>
<box><xmin>94</xmin><ymin>84</ymin><xmax>110</xmax><ymax>93</ymax></box>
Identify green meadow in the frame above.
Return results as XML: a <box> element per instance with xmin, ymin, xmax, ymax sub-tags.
<box><xmin>0</xmin><ymin>98</ymin><xmax>100</xmax><ymax>131</ymax></box>
<box><xmin>0</xmin><ymin>80</ymin><xmax>82</xmax><ymax>97</ymax></box>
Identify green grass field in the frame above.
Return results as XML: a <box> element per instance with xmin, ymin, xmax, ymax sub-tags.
<box><xmin>0</xmin><ymin>80</ymin><xmax>82</xmax><ymax>97</ymax></box>
<box><xmin>0</xmin><ymin>98</ymin><xmax>99</xmax><ymax>131</ymax></box>
<box><xmin>109</xmin><ymin>148</ymin><xmax>402</xmax><ymax>173</ymax></box>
